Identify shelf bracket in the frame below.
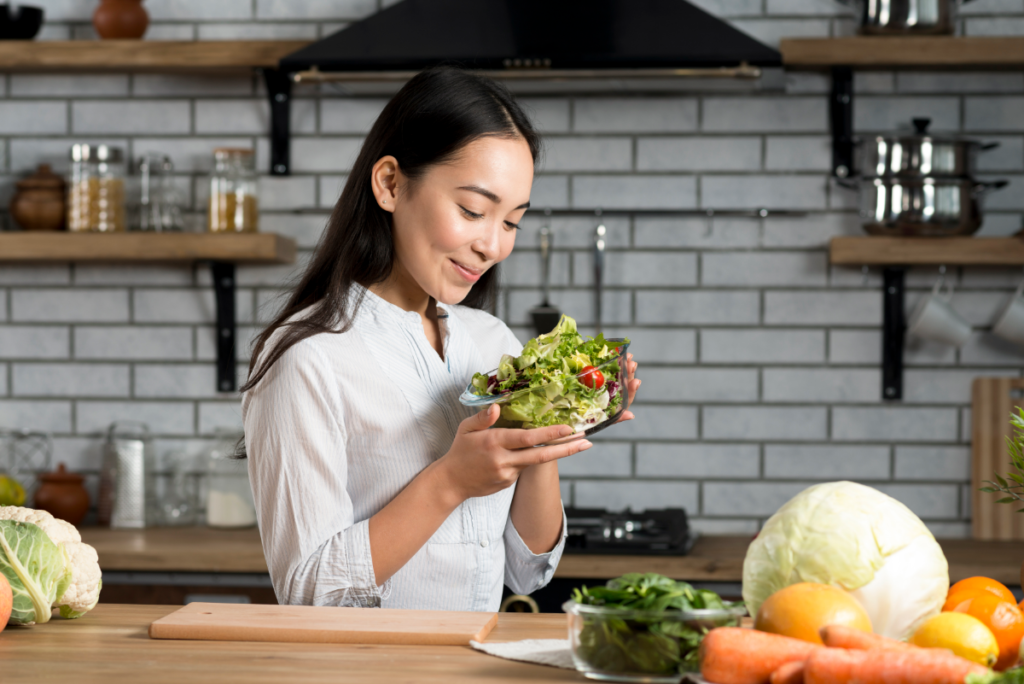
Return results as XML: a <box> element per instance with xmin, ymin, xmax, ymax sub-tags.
<box><xmin>830</xmin><ymin>66</ymin><xmax>854</xmax><ymax>178</ymax></box>
<box><xmin>211</xmin><ymin>262</ymin><xmax>237</xmax><ymax>393</ymax></box>
<box><xmin>264</xmin><ymin>68</ymin><xmax>291</xmax><ymax>176</ymax></box>
<box><xmin>882</xmin><ymin>267</ymin><xmax>905</xmax><ymax>401</ymax></box>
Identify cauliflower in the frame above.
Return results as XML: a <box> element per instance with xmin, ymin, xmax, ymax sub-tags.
<box><xmin>0</xmin><ymin>506</ymin><xmax>102</xmax><ymax>624</ymax></box>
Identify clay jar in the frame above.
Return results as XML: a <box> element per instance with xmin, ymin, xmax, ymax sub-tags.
<box><xmin>93</xmin><ymin>0</ymin><xmax>149</xmax><ymax>40</ymax></box>
<box><xmin>9</xmin><ymin>164</ymin><xmax>66</xmax><ymax>231</ymax></box>
<box><xmin>34</xmin><ymin>463</ymin><xmax>90</xmax><ymax>527</ymax></box>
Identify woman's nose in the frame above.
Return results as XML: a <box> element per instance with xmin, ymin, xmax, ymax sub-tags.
<box><xmin>472</xmin><ymin>221</ymin><xmax>502</xmax><ymax>262</ymax></box>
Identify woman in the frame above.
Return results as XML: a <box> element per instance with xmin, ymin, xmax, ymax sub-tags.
<box><xmin>241</xmin><ymin>68</ymin><xmax>639</xmax><ymax>611</ymax></box>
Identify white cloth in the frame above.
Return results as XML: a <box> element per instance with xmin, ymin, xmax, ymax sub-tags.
<box><xmin>470</xmin><ymin>639</ymin><xmax>575</xmax><ymax>669</ymax></box>
<box><xmin>241</xmin><ymin>286</ymin><xmax>567</xmax><ymax>611</ymax></box>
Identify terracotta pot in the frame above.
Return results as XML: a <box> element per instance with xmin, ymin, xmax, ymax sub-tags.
<box><xmin>34</xmin><ymin>463</ymin><xmax>90</xmax><ymax>526</ymax></box>
<box><xmin>9</xmin><ymin>163</ymin><xmax>65</xmax><ymax>231</ymax></box>
<box><xmin>92</xmin><ymin>0</ymin><xmax>148</xmax><ymax>40</ymax></box>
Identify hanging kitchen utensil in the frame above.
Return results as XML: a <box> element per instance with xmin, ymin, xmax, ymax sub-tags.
<box><xmin>594</xmin><ymin>220</ymin><xmax>607</xmax><ymax>335</ymax></box>
<box><xmin>529</xmin><ymin>225</ymin><xmax>562</xmax><ymax>337</ymax></box>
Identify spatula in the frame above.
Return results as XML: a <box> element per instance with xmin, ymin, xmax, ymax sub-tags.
<box><xmin>530</xmin><ymin>225</ymin><xmax>562</xmax><ymax>337</ymax></box>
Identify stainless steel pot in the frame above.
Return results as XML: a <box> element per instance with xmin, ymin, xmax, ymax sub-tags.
<box><xmin>858</xmin><ymin>176</ymin><xmax>1007</xmax><ymax>236</ymax></box>
<box><xmin>840</xmin><ymin>0</ymin><xmax>973</xmax><ymax>34</ymax></box>
<box><xmin>859</xmin><ymin>118</ymin><xmax>998</xmax><ymax>178</ymax></box>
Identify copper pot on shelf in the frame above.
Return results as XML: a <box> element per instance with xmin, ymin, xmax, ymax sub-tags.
<box><xmin>34</xmin><ymin>463</ymin><xmax>90</xmax><ymax>526</ymax></box>
<box><xmin>9</xmin><ymin>163</ymin><xmax>66</xmax><ymax>231</ymax></box>
<box><xmin>92</xmin><ymin>0</ymin><xmax>148</xmax><ymax>40</ymax></box>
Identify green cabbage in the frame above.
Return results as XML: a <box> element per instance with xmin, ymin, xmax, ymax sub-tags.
<box><xmin>742</xmin><ymin>481</ymin><xmax>949</xmax><ymax>641</ymax></box>
<box><xmin>0</xmin><ymin>520</ymin><xmax>73</xmax><ymax>625</ymax></box>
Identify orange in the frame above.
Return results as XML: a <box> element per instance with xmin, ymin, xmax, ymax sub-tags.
<box><xmin>944</xmin><ymin>590</ymin><xmax>982</xmax><ymax>613</ymax></box>
<box><xmin>950</xmin><ymin>593</ymin><xmax>1024</xmax><ymax>670</ymax></box>
<box><xmin>948</xmin><ymin>577</ymin><xmax>1017</xmax><ymax>605</ymax></box>
<box><xmin>755</xmin><ymin>582</ymin><xmax>872</xmax><ymax>645</ymax></box>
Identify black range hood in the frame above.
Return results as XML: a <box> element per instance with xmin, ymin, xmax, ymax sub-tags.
<box><xmin>265</xmin><ymin>0</ymin><xmax>781</xmax><ymax>175</ymax></box>
<box><xmin>279</xmin><ymin>0</ymin><xmax>782</xmax><ymax>76</ymax></box>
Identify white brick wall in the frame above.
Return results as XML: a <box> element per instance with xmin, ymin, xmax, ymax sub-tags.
<box><xmin>2</xmin><ymin>0</ymin><xmax>1022</xmax><ymax>536</ymax></box>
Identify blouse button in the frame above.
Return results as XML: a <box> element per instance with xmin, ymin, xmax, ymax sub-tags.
<box><xmin>480</xmin><ymin>539</ymin><xmax>489</xmax><ymax>548</ymax></box>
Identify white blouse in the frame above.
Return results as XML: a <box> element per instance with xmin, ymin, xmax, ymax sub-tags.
<box><xmin>241</xmin><ymin>286</ymin><xmax>567</xmax><ymax>611</ymax></box>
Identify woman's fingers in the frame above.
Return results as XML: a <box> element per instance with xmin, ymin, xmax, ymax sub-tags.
<box><xmin>460</xmin><ymin>404</ymin><xmax>499</xmax><ymax>434</ymax></box>
<box><xmin>499</xmin><ymin>423</ymin><xmax>574</xmax><ymax>449</ymax></box>
<box><xmin>522</xmin><ymin>438</ymin><xmax>592</xmax><ymax>465</ymax></box>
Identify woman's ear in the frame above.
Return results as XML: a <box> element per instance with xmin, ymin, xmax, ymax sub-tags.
<box><xmin>371</xmin><ymin>155</ymin><xmax>400</xmax><ymax>213</ymax></box>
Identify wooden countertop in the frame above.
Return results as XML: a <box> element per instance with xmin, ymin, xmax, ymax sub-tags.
<box><xmin>0</xmin><ymin>604</ymin><xmax>575</xmax><ymax>684</ymax></box>
<box><xmin>80</xmin><ymin>528</ymin><xmax>1024</xmax><ymax>585</ymax></box>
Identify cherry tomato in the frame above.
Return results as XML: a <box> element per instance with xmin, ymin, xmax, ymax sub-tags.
<box><xmin>579</xmin><ymin>365</ymin><xmax>604</xmax><ymax>390</ymax></box>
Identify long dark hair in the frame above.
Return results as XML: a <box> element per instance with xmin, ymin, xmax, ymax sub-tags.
<box><xmin>242</xmin><ymin>67</ymin><xmax>541</xmax><ymax>393</ymax></box>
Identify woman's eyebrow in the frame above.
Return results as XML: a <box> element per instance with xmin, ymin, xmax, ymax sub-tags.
<box><xmin>458</xmin><ymin>185</ymin><xmax>531</xmax><ymax>210</ymax></box>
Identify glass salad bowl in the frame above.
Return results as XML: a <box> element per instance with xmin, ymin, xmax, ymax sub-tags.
<box><xmin>459</xmin><ymin>340</ymin><xmax>630</xmax><ymax>446</ymax></box>
<box><xmin>563</xmin><ymin>600</ymin><xmax>747</xmax><ymax>683</ymax></box>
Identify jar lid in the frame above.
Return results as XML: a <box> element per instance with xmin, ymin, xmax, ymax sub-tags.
<box><xmin>38</xmin><ymin>463</ymin><xmax>84</xmax><ymax>484</ymax></box>
<box><xmin>213</xmin><ymin>147</ymin><xmax>255</xmax><ymax>159</ymax></box>
<box><xmin>16</xmin><ymin>163</ymin><xmax>65</xmax><ymax>190</ymax></box>
<box><xmin>70</xmin><ymin>144</ymin><xmax>124</xmax><ymax>163</ymax></box>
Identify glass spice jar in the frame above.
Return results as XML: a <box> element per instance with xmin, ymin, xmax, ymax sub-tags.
<box><xmin>67</xmin><ymin>144</ymin><xmax>126</xmax><ymax>233</ymax></box>
<box><xmin>207</xmin><ymin>147</ymin><xmax>258</xmax><ymax>233</ymax></box>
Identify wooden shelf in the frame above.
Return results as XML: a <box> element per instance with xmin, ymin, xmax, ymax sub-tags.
<box><xmin>781</xmin><ymin>37</ymin><xmax>1024</xmax><ymax>69</ymax></box>
<box><xmin>0</xmin><ymin>232</ymin><xmax>297</xmax><ymax>264</ymax></box>
<box><xmin>830</xmin><ymin>236</ymin><xmax>1024</xmax><ymax>266</ymax></box>
<box><xmin>0</xmin><ymin>40</ymin><xmax>310</xmax><ymax>73</ymax></box>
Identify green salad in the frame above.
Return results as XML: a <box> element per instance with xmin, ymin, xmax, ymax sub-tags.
<box><xmin>570</xmin><ymin>573</ymin><xmax>741</xmax><ymax>676</ymax></box>
<box><xmin>470</xmin><ymin>315</ymin><xmax>628</xmax><ymax>431</ymax></box>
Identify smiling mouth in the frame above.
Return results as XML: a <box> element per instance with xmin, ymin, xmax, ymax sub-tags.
<box><xmin>450</xmin><ymin>259</ymin><xmax>484</xmax><ymax>283</ymax></box>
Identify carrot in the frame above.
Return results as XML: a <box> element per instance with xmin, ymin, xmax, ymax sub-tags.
<box><xmin>820</xmin><ymin>624</ymin><xmax>915</xmax><ymax>651</ymax></box>
<box><xmin>769</xmin><ymin>660</ymin><xmax>805</xmax><ymax>684</ymax></box>
<box><xmin>700</xmin><ymin>627</ymin><xmax>820</xmax><ymax>684</ymax></box>
<box><xmin>804</xmin><ymin>645</ymin><xmax>988</xmax><ymax>684</ymax></box>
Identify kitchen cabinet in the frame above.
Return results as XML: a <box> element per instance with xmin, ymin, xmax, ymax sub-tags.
<box><xmin>1</xmin><ymin>604</ymin><xmax>576</xmax><ymax>684</ymax></box>
<box><xmin>0</xmin><ymin>233</ymin><xmax>297</xmax><ymax>391</ymax></box>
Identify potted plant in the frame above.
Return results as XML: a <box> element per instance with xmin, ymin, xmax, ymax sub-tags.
<box><xmin>979</xmin><ymin>407</ymin><xmax>1024</xmax><ymax>588</ymax></box>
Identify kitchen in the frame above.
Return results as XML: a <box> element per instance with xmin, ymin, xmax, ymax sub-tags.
<box><xmin>3</xmin><ymin>0</ymin><xmax>1024</xmax><ymax>681</ymax></box>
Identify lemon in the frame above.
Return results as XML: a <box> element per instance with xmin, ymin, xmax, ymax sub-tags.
<box><xmin>911</xmin><ymin>612</ymin><xmax>999</xmax><ymax>667</ymax></box>
<box><xmin>0</xmin><ymin>475</ymin><xmax>25</xmax><ymax>507</ymax></box>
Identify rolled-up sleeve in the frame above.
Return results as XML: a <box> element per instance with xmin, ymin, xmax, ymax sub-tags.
<box><xmin>502</xmin><ymin>505</ymin><xmax>567</xmax><ymax>596</ymax></box>
<box><xmin>243</xmin><ymin>341</ymin><xmax>387</xmax><ymax>607</ymax></box>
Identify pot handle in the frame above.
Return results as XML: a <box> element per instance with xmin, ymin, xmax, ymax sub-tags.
<box><xmin>835</xmin><ymin>177</ymin><xmax>859</xmax><ymax>191</ymax></box>
<box><xmin>974</xmin><ymin>180</ymin><xmax>1009</xmax><ymax>195</ymax></box>
<box><xmin>981</xmin><ymin>142</ymin><xmax>1001</xmax><ymax>151</ymax></box>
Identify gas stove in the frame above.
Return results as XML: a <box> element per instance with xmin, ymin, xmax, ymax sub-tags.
<box><xmin>563</xmin><ymin>507</ymin><xmax>696</xmax><ymax>555</ymax></box>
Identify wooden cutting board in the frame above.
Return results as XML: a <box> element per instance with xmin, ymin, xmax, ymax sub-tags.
<box><xmin>972</xmin><ymin>377</ymin><xmax>1024</xmax><ymax>540</ymax></box>
<box><xmin>149</xmin><ymin>602</ymin><xmax>499</xmax><ymax>646</ymax></box>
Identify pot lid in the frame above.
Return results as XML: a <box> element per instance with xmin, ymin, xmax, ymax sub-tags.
<box><xmin>38</xmin><ymin>463</ymin><xmax>84</xmax><ymax>484</ymax></box>
<box><xmin>870</xmin><ymin>118</ymin><xmax>980</xmax><ymax>145</ymax></box>
<box><xmin>16</xmin><ymin>163</ymin><xmax>65</xmax><ymax>190</ymax></box>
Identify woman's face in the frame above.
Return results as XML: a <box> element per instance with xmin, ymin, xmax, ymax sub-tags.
<box><xmin>382</xmin><ymin>135</ymin><xmax>534</xmax><ymax>306</ymax></box>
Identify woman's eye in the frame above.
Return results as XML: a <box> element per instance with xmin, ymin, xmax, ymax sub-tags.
<box><xmin>459</xmin><ymin>206</ymin><xmax>483</xmax><ymax>220</ymax></box>
<box><xmin>504</xmin><ymin>221</ymin><xmax>521</xmax><ymax>231</ymax></box>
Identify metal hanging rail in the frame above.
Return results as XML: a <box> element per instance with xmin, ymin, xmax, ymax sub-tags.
<box><xmin>291</xmin><ymin>63</ymin><xmax>763</xmax><ymax>84</ymax></box>
<box><xmin>523</xmin><ymin>208</ymin><xmax>806</xmax><ymax>217</ymax></box>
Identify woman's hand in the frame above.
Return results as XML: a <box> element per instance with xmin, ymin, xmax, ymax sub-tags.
<box><xmin>615</xmin><ymin>352</ymin><xmax>641</xmax><ymax>423</ymax></box>
<box><xmin>437</xmin><ymin>405</ymin><xmax>592</xmax><ymax>503</ymax></box>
